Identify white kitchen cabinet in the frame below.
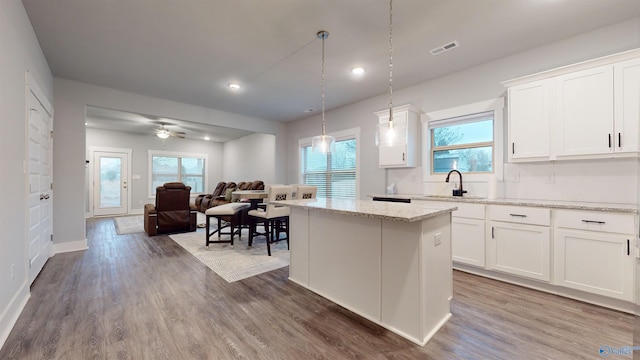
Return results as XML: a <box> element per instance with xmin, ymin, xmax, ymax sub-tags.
<box><xmin>614</xmin><ymin>57</ymin><xmax>640</xmax><ymax>153</ymax></box>
<box><xmin>418</xmin><ymin>201</ymin><xmax>486</xmax><ymax>268</ymax></box>
<box><xmin>555</xmin><ymin>65</ymin><xmax>614</xmax><ymax>157</ymax></box>
<box><xmin>554</xmin><ymin>209</ymin><xmax>636</xmax><ymax>302</ymax></box>
<box><xmin>487</xmin><ymin>205</ymin><xmax>551</xmax><ymax>282</ymax></box>
<box><xmin>508</xmin><ymin>79</ymin><xmax>551</xmax><ymax>161</ymax></box>
<box><xmin>503</xmin><ymin>49</ymin><xmax>640</xmax><ymax>161</ymax></box>
<box><xmin>376</xmin><ymin>104</ymin><xmax>420</xmax><ymax>168</ymax></box>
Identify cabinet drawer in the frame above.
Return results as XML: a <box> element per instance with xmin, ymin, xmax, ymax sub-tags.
<box><xmin>555</xmin><ymin>209</ymin><xmax>636</xmax><ymax>235</ymax></box>
<box><xmin>488</xmin><ymin>205</ymin><xmax>550</xmax><ymax>226</ymax></box>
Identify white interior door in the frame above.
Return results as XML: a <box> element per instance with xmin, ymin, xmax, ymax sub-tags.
<box><xmin>93</xmin><ymin>151</ymin><xmax>129</xmax><ymax>216</ymax></box>
<box><xmin>27</xmin><ymin>88</ymin><xmax>53</xmax><ymax>285</ymax></box>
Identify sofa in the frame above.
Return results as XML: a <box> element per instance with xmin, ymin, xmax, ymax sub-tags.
<box><xmin>144</xmin><ymin>182</ymin><xmax>198</xmax><ymax>236</ymax></box>
<box><xmin>194</xmin><ymin>180</ymin><xmax>264</xmax><ymax>213</ymax></box>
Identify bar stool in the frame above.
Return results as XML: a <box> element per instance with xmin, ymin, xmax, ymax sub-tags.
<box><xmin>205</xmin><ymin>202</ymin><xmax>250</xmax><ymax>247</ymax></box>
<box><xmin>248</xmin><ymin>185</ymin><xmax>293</xmax><ymax>256</ymax></box>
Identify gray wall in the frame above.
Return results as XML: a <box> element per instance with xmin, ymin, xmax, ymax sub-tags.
<box><xmin>86</xmin><ymin>128</ymin><xmax>225</xmax><ymax>214</ymax></box>
<box><xmin>53</xmin><ymin>78</ymin><xmax>289</xmax><ymax>252</ymax></box>
<box><xmin>285</xmin><ymin>17</ymin><xmax>640</xmax><ymax>200</ymax></box>
<box><xmin>0</xmin><ymin>0</ymin><xmax>54</xmax><ymax>346</ymax></box>
<box><xmin>223</xmin><ymin>133</ymin><xmax>277</xmax><ymax>184</ymax></box>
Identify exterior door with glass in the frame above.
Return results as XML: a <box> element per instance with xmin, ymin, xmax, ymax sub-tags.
<box><xmin>93</xmin><ymin>151</ymin><xmax>129</xmax><ymax>216</ymax></box>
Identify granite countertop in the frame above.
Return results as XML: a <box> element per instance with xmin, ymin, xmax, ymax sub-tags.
<box><xmin>369</xmin><ymin>194</ymin><xmax>638</xmax><ymax>214</ymax></box>
<box><xmin>273</xmin><ymin>198</ymin><xmax>457</xmax><ymax>222</ymax></box>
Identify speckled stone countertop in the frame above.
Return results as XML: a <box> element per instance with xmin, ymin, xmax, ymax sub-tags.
<box><xmin>369</xmin><ymin>194</ymin><xmax>638</xmax><ymax>214</ymax></box>
<box><xmin>273</xmin><ymin>198</ymin><xmax>457</xmax><ymax>222</ymax></box>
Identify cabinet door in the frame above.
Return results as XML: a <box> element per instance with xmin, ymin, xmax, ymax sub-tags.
<box><xmin>452</xmin><ymin>217</ymin><xmax>485</xmax><ymax>267</ymax></box>
<box><xmin>487</xmin><ymin>221</ymin><xmax>550</xmax><ymax>282</ymax></box>
<box><xmin>555</xmin><ymin>65</ymin><xmax>614</xmax><ymax>157</ymax></box>
<box><xmin>614</xmin><ymin>58</ymin><xmax>640</xmax><ymax>153</ymax></box>
<box><xmin>554</xmin><ymin>229</ymin><xmax>633</xmax><ymax>301</ymax></box>
<box><xmin>508</xmin><ymin>79</ymin><xmax>551</xmax><ymax>161</ymax></box>
<box><xmin>378</xmin><ymin>145</ymin><xmax>408</xmax><ymax>167</ymax></box>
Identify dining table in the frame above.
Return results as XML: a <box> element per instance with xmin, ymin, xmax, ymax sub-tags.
<box><xmin>231</xmin><ymin>190</ymin><xmax>268</xmax><ymax>209</ymax></box>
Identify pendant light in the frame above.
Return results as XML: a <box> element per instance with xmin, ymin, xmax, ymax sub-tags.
<box><xmin>375</xmin><ymin>0</ymin><xmax>407</xmax><ymax>147</ymax></box>
<box><xmin>311</xmin><ymin>30</ymin><xmax>336</xmax><ymax>154</ymax></box>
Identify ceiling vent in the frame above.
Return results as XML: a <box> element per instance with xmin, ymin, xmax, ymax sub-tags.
<box><xmin>430</xmin><ymin>41</ymin><xmax>459</xmax><ymax>55</ymax></box>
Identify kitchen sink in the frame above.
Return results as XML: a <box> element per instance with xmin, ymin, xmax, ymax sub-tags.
<box><xmin>422</xmin><ymin>194</ymin><xmax>486</xmax><ymax>200</ymax></box>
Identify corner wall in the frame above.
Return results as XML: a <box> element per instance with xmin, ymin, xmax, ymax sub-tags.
<box><xmin>0</xmin><ymin>0</ymin><xmax>53</xmax><ymax>348</ymax></box>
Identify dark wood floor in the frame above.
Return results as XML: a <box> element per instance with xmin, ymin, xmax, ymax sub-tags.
<box><xmin>0</xmin><ymin>217</ymin><xmax>633</xmax><ymax>359</ymax></box>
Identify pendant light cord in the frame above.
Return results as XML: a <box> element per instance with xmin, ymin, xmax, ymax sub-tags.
<box><xmin>321</xmin><ymin>32</ymin><xmax>326</xmax><ymax>136</ymax></box>
<box><xmin>388</xmin><ymin>0</ymin><xmax>393</xmax><ymax>123</ymax></box>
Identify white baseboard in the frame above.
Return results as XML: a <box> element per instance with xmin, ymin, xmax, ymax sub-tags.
<box><xmin>53</xmin><ymin>239</ymin><xmax>88</xmax><ymax>254</ymax></box>
<box><xmin>0</xmin><ymin>281</ymin><xmax>30</xmax><ymax>350</ymax></box>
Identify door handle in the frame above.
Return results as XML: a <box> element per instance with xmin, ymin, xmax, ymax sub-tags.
<box><xmin>44</xmin><ymin>194</ymin><xmax>49</xmax><ymax>200</ymax></box>
<box><xmin>40</xmin><ymin>194</ymin><xmax>44</xmax><ymax>200</ymax></box>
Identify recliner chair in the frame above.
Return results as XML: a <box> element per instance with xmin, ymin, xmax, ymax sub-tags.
<box><xmin>144</xmin><ymin>182</ymin><xmax>197</xmax><ymax>236</ymax></box>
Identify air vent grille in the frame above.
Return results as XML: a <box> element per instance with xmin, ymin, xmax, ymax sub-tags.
<box><xmin>430</xmin><ymin>41</ymin><xmax>459</xmax><ymax>55</ymax></box>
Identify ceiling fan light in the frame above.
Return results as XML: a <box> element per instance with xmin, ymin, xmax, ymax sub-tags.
<box><xmin>157</xmin><ymin>129</ymin><xmax>170</xmax><ymax>139</ymax></box>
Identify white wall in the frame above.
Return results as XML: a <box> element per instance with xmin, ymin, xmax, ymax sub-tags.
<box><xmin>86</xmin><ymin>128</ymin><xmax>225</xmax><ymax>214</ymax></box>
<box><xmin>222</xmin><ymin>133</ymin><xmax>277</xmax><ymax>184</ymax></box>
<box><xmin>0</xmin><ymin>0</ymin><xmax>54</xmax><ymax>347</ymax></box>
<box><xmin>53</xmin><ymin>78</ymin><xmax>288</xmax><ymax>252</ymax></box>
<box><xmin>287</xmin><ymin>17</ymin><xmax>640</xmax><ymax>204</ymax></box>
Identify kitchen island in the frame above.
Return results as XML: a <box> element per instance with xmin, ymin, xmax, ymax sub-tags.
<box><xmin>274</xmin><ymin>198</ymin><xmax>457</xmax><ymax>346</ymax></box>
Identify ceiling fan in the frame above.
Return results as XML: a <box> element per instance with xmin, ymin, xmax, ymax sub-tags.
<box><xmin>154</xmin><ymin>124</ymin><xmax>185</xmax><ymax>139</ymax></box>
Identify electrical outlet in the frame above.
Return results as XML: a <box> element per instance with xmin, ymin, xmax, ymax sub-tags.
<box><xmin>545</xmin><ymin>172</ymin><xmax>555</xmax><ymax>184</ymax></box>
<box><xmin>10</xmin><ymin>264</ymin><xmax>15</xmax><ymax>280</ymax></box>
<box><xmin>434</xmin><ymin>232</ymin><xmax>442</xmax><ymax>246</ymax></box>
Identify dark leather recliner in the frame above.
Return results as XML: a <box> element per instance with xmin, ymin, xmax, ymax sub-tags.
<box><xmin>144</xmin><ymin>182</ymin><xmax>197</xmax><ymax>236</ymax></box>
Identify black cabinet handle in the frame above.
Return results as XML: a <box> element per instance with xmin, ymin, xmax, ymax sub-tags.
<box><xmin>581</xmin><ymin>220</ymin><xmax>605</xmax><ymax>224</ymax></box>
<box><xmin>618</xmin><ymin>133</ymin><xmax>622</xmax><ymax>148</ymax></box>
<box><xmin>608</xmin><ymin>133</ymin><xmax>612</xmax><ymax>148</ymax></box>
<box><xmin>627</xmin><ymin>239</ymin><xmax>630</xmax><ymax>256</ymax></box>
<box><xmin>512</xmin><ymin>142</ymin><xmax>515</xmax><ymax>154</ymax></box>
<box><xmin>402</xmin><ymin>152</ymin><xmax>405</xmax><ymax>162</ymax></box>
<box><xmin>491</xmin><ymin>226</ymin><xmax>494</xmax><ymax>239</ymax></box>
<box><xmin>509</xmin><ymin>213</ymin><xmax>527</xmax><ymax>218</ymax></box>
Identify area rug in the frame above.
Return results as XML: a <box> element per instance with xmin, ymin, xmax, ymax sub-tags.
<box><xmin>169</xmin><ymin>229</ymin><xmax>289</xmax><ymax>283</ymax></box>
<box><xmin>114</xmin><ymin>213</ymin><xmax>207</xmax><ymax>235</ymax></box>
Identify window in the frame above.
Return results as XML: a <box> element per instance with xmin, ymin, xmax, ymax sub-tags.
<box><xmin>299</xmin><ymin>129</ymin><xmax>359</xmax><ymax>199</ymax></box>
<box><xmin>430</xmin><ymin>111</ymin><xmax>494</xmax><ymax>174</ymax></box>
<box><xmin>148</xmin><ymin>150</ymin><xmax>208</xmax><ymax>195</ymax></box>
<box><xmin>423</xmin><ymin>98</ymin><xmax>504</xmax><ymax>181</ymax></box>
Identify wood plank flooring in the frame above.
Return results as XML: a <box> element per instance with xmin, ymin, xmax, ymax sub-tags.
<box><xmin>0</xmin><ymin>217</ymin><xmax>633</xmax><ymax>359</ymax></box>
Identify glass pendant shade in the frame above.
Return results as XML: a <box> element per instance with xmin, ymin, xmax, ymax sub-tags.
<box><xmin>311</xmin><ymin>134</ymin><xmax>336</xmax><ymax>154</ymax></box>
<box><xmin>375</xmin><ymin>119</ymin><xmax>406</xmax><ymax>147</ymax></box>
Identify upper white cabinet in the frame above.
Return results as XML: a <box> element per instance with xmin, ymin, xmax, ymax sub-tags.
<box><xmin>376</xmin><ymin>105</ymin><xmax>420</xmax><ymax>168</ymax></box>
<box><xmin>555</xmin><ymin>65</ymin><xmax>615</xmax><ymax>157</ymax></box>
<box><xmin>508</xmin><ymin>80</ymin><xmax>551</xmax><ymax>161</ymax></box>
<box><xmin>504</xmin><ymin>49</ymin><xmax>640</xmax><ymax>162</ymax></box>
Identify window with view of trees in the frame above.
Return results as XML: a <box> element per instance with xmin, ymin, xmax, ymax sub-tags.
<box><xmin>430</xmin><ymin>111</ymin><xmax>494</xmax><ymax>174</ymax></box>
<box><xmin>300</xmin><ymin>136</ymin><xmax>357</xmax><ymax>199</ymax></box>
<box><xmin>149</xmin><ymin>151</ymin><xmax>207</xmax><ymax>194</ymax></box>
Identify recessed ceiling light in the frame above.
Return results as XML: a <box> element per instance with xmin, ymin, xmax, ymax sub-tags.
<box><xmin>228</xmin><ymin>83</ymin><xmax>241</xmax><ymax>90</ymax></box>
<box><xmin>204</xmin><ymin>136</ymin><xmax>210</xmax><ymax>141</ymax></box>
<box><xmin>84</xmin><ymin>122</ymin><xmax>88</xmax><ymax>126</ymax></box>
<box><xmin>351</xmin><ymin>67</ymin><xmax>365</xmax><ymax>75</ymax></box>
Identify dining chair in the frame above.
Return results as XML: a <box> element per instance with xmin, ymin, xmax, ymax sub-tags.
<box><xmin>248</xmin><ymin>185</ymin><xmax>292</xmax><ymax>256</ymax></box>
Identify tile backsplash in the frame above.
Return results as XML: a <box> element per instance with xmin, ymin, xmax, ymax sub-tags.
<box><xmin>386</xmin><ymin>158</ymin><xmax>639</xmax><ymax>205</ymax></box>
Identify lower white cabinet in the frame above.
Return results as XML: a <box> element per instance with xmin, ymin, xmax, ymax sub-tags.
<box><xmin>452</xmin><ymin>217</ymin><xmax>485</xmax><ymax>267</ymax></box>
<box><xmin>487</xmin><ymin>205</ymin><xmax>551</xmax><ymax>282</ymax></box>
<box><xmin>554</xmin><ymin>210</ymin><xmax>636</xmax><ymax>302</ymax></box>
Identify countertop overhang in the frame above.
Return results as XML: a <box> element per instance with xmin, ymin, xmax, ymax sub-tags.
<box><xmin>273</xmin><ymin>198</ymin><xmax>457</xmax><ymax>222</ymax></box>
<box><xmin>368</xmin><ymin>194</ymin><xmax>638</xmax><ymax>213</ymax></box>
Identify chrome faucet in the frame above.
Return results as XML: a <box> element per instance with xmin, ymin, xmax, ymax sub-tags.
<box><xmin>445</xmin><ymin>170</ymin><xmax>467</xmax><ymax>197</ymax></box>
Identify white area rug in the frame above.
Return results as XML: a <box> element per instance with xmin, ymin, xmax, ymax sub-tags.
<box><xmin>114</xmin><ymin>213</ymin><xmax>207</xmax><ymax>235</ymax></box>
<box><xmin>169</xmin><ymin>229</ymin><xmax>289</xmax><ymax>283</ymax></box>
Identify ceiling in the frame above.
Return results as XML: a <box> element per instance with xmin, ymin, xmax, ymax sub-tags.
<box><xmin>23</xmin><ymin>0</ymin><xmax>640</xmax><ymax>126</ymax></box>
<box><xmin>85</xmin><ymin>106</ymin><xmax>254</xmax><ymax>142</ymax></box>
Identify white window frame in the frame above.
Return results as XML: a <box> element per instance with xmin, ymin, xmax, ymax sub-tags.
<box><xmin>148</xmin><ymin>150</ymin><xmax>209</xmax><ymax>197</ymax></box>
<box><xmin>298</xmin><ymin>127</ymin><xmax>360</xmax><ymax>199</ymax></box>
<box><xmin>422</xmin><ymin>98</ymin><xmax>504</xmax><ymax>182</ymax></box>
